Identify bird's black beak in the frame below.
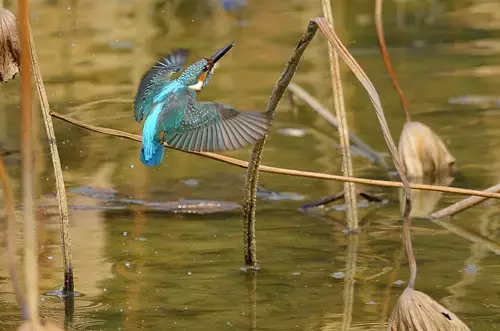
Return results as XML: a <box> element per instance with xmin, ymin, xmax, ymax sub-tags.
<box><xmin>208</xmin><ymin>41</ymin><xmax>235</xmax><ymax>67</ymax></box>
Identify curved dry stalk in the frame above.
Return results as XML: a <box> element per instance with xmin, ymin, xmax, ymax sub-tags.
<box><xmin>431</xmin><ymin>182</ymin><xmax>500</xmax><ymax>218</ymax></box>
<box><xmin>0</xmin><ymin>157</ymin><xmax>26</xmax><ymax>318</ymax></box>
<box><xmin>18</xmin><ymin>0</ymin><xmax>41</xmax><ymax>328</ymax></box>
<box><xmin>242</xmin><ymin>21</ymin><xmax>318</xmax><ymax>268</ymax></box>
<box><xmin>311</xmin><ymin>18</ymin><xmax>416</xmax><ymax>285</ymax></box>
<box><xmin>321</xmin><ymin>0</ymin><xmax>358</xmax><ymax>230</ymax></box>
<box><xmin>287</xmin><ymin>83</ymin><xmax>388</xmax><ymax>169</ymax></box>
<box><xmin>48</xmin><ymin>110</ymin><xmax>500</xmax><ymax>200</ymax></box>
<box><xmin>375</xmin><ymin>0</ymin><xmax>410</xmax><ymax>122</ymax></box>
<box><xmin>28</xmin><ymin>22</ymin><xmax>74</xmax><ymax>294</ymax></box>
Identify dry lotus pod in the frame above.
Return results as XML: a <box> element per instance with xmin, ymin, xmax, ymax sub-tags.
<box><xmin>0</xmin><ymin>8</ymin><xmax>20</xmax><ymax>83</ymax></box>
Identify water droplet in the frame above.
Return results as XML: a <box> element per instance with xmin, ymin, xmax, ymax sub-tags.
<box><xmin>67</xmin><ymin>6</ymin><xmax>71</xmax><ymax>10</ymax></box>
<box><xmin>125</xmin><ymin>261</ymin><xmax>131</xmax><ymax>268</ymax></box>
<box><xmin>394</xmin><ymin>280</ymin><xmax>405</xmax><ymax>285</ymax></box>
<box><xmin>103</xmin><ymin>288</ymin><xmax>107</xmax><ymax>292</ymax></box>
<box><xmin>123</xmin><ymin>231</ymin><xmax>128</xmax><ymax>236</ymax></box>
<box><xmin>292</xmin><ymin>272</ymin><xmax>301</xmax><ymax>276</ymax></box>
<box><xmin>47</xmin><ymin>256</ymin><xmax>53</xmax><ymax>260</ymax></box>
<box><xmin>130</xmin><ymin>164</ymin><xmax>134</xmax><ymax>168</ymax></box>
<box><xmin>187</xmin><ymin>272</ymin><xmax>192</xmax><ymax>276</ymax></box>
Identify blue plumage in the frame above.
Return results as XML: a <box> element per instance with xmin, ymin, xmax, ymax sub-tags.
<box><xmin>134</xmin><ymin>41</ymin><xmax>271</xmax><ymax>167</ymax></box>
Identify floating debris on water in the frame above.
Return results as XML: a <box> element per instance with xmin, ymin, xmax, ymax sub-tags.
<box><xmin>183</xmin><ymin>179</ymin><xmax>199</xmax><ymax>187</ymax></box>
<box><xmin>330</xmin><ymin>271</ymin><xmax>345</xmax><ymax>279</ymax></box>
<box><xmin>464</xmin><ymin>264</ymin><xmax>478</xmax><ymax>274</ymax></box>
<box><xmin>277</xmin><ymin>127</ymin><xmax>307</xmax><ymax>137</ymax></box>
<box><xmin>108</xmin><ymin>40</ymin><xmax>134</xmax><ymax>50</ymax></box>
<box><xmin>257</xmin><ymin>186</ymin><xmax>305</xmax><ymax>201</ymax></box>
<box><xmin>448</xmin><ymin>95</ymin><xmax>500</xmax><ymax>106</ymax></box>
<box><xmin>67</xmin><ymin>186</ymin><xmax>241</xmax><ymax>214</ymax></box>
<box><xmin>394</xmin><ymin>280</ymin><xmax>405</xmax><ymax>286</ymax></box>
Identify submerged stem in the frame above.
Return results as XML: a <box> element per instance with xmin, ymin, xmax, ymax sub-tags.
<box><xmin>242</xmin><ymin>21</ymin><xmax>318</xmax><ymax>267</ymax></box>
<box><xmin>28</xmin><ymin>22</ymin><xmax>74</xmax><ymax>294</ymax></box>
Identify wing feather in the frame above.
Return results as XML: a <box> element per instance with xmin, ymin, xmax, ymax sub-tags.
<box><xmin>162</xmin><ymin>96</ymin><xmax>271</xmax><ymax>152</ymax></box>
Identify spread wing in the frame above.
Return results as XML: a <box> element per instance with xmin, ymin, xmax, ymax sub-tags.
<box><xmin>134</xmin><ymin>49</ymin><xmax>189</xmax><ymax>122</ymax></box>
<box><xmin>160</xmin><ymin>95</ymin><xmax>270</xmax><ymax>152</ymax></box>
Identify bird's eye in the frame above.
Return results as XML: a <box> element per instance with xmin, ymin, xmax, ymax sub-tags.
<box><xmin>202</xmin><ymin>65</ymin><xmax>209</xmax><ymax>71</ymax></box>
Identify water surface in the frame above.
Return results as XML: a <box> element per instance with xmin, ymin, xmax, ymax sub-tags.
<box><xmin>1</xmin><ymin>0</ymin><xmax>500</xmax><ymax>330</ymax></box>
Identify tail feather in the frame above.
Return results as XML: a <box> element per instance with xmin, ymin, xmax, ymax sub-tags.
<box><xmin>140</xmin><ymin>141</ymin><xmax>165</xmax><ymax>167</ymax></box>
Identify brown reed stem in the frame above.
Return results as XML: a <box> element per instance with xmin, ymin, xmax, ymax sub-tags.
<box><xmin>242</xmin><ymin>21</ymin><xmax>318</xmax><ymax>268</ymax></box>
<box><xmin>431</xmin><ymin>183</ymin><xmax>500</xmax><ymax>219</ymax></box>
<box><xmin>321</xmin><ymin>0</ymin><xmax>358</xmax><ymax>230</ymax></box>
<box><xmin>375</xmin><ymin>0</ymin><xmax>410</xmax><ymax>122</ymax></box>
<box><xmin>28</xmin><ymin>22</ymin><xmax>74</xmax><ymax>294</ymax></box>
<box><xmin>18</xmin><ymin>0</ymin><xmax>41</xmax><ymax>327</ymax></box>
<box><xmin>312</xmin><ymin>17</ymin><xmax>416</xmax><ymax>288</ymax></box>
<box><xmin>48</xmin><ymin>110</ymin><xmax>500</xmax><ymax>200</ymax></box>
<box><xmin>0</xmin><ymin>157</ymin><xmax>27</xmax><ymax>318</ymax></box>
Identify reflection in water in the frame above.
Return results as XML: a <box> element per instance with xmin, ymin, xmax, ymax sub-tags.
<box><xmin>399</xmin><ymin>173</ymin><xmax>455</xmax><ymax>217</ymax></box>
<box><xmin>442</xmin><ymin>209</ymin><xmax>497</xmax><ymax>313</ymax></box>
<box><xmin>340</xmin><ymin>234</ymin><xmax>358</xmax><ymax>331</ymax></box>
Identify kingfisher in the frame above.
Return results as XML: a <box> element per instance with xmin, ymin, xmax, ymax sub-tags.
<box><xmin>134</xmin><ymin>41</ymin><xmax>270</xmax><ymax>167</ymax></box>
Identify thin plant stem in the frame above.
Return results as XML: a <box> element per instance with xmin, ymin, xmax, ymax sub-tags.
<box><xmin>313</xmin><ymin>17</ymin><xmax>416</xmax><ymax>288</ymax></box>
<box><xmin>375</xmin><ymin>0</ymin><xmax>410</xmax><ymax>122</ymax></box>
<box><xmin>28</xmin><ymin>21</ymin><xmax>74</xmax><ymax>294</ymax></box>
<box><xmin>242</xmin><ymin>21</ymin><xmax>318</xmax><ymax>268</ymax></box>
<box><xmin>321</xmin><ymin>0</ymin><xmax>358</xmax><ymax>230</ymax></box>
<box><xmin>287</xmin><ymin>82</ymin><xmax>388</xmax><ymax>169</ymax></box>
<box><xmin>431</xmin><ymin>183</ymin><xmax>500</xmax><ymax>219</ymax></box>
<box><xmin>48</xmin><ymin>110</ymin><xmax>500</xmax><ymax>200</ymax></box>
<box><xmin>18</xmin><ymin>0</ymin><xmax>41</xmax><ymax>327</ymax></box>
<box><xmin>0</xmin><ymin>158</ymin><xmax>27</xmax><ymax>318</ymax></box>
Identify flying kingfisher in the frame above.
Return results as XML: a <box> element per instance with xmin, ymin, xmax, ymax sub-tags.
<box><xmin>134</xmin><ymin>41</ymin><xmax>270</xmax><ymax>167</ymax></box>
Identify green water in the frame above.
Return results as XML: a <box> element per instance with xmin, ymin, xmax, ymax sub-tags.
<box><xmin>1</xmin><ymin>0</ymin><xmax>500</xmax><ymax>330</ymax></box>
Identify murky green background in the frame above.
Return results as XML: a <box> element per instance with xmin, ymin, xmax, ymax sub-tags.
<box><xmin>1</xmin><ymin>0</ymin><xmax>500</xmax><ymax>330</ymax></box>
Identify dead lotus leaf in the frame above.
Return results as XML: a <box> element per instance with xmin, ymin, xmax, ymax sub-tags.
<box><xmin>0</xmin><ymin>8</ymin><xmax>20</xmax><ymax>83</ymax></box>
<box><xmin>398</xmin><ymin>121</ymin><xmax>456</xmax><ymax>178</ymax></box>
<box><xmin>388</xmin><ymin>288</ymin><xmax>470</xmax><ymax>331</ymax></box>
<box><xmin>18</xmin><ymin>319</ymin><xmax>64</xmax><ymax>331</ymax></box>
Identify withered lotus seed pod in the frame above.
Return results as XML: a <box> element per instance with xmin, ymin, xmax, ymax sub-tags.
<box><xmin>0</xmin><ymin>8</ymin><xmax>20</xmax><ymax>83</ymax></box>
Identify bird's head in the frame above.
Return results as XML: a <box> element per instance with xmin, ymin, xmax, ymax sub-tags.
<box><xmin>178</xmin><ymin>41</ymin><xmax>235</xmax><ymax>94</ymax></box>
